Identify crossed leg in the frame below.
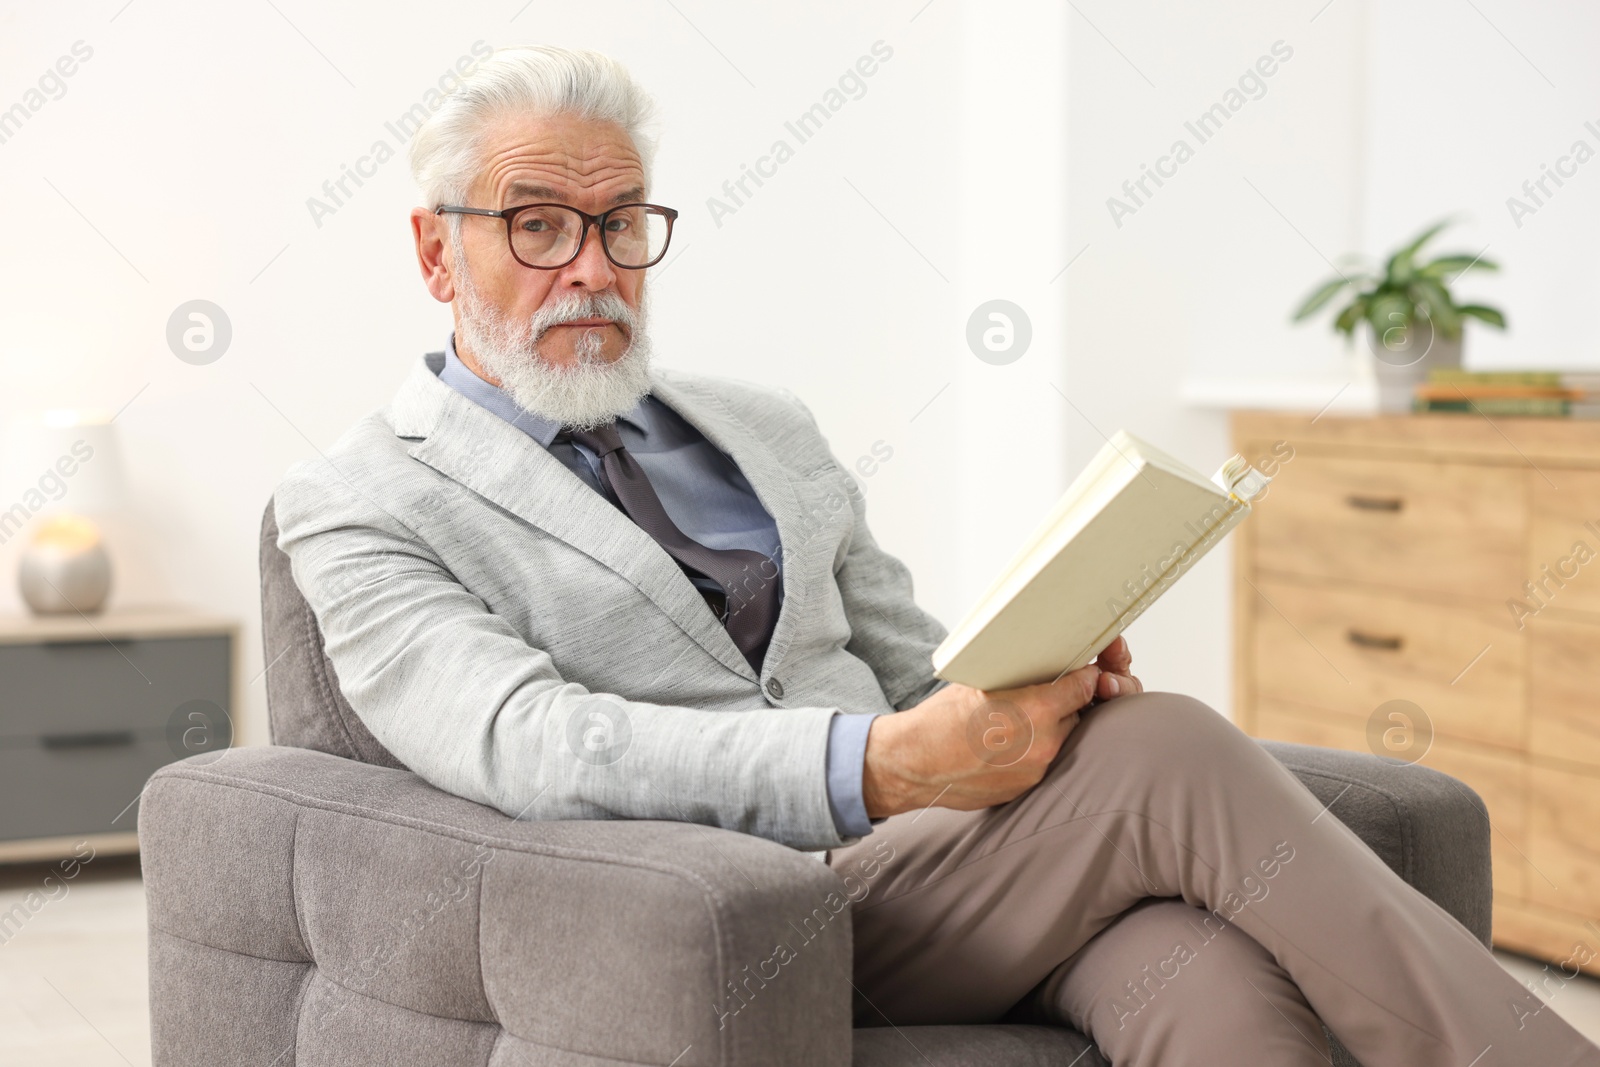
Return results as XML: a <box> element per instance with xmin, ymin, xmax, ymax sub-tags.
<box><xmin>1007</xmin><ymin>896</ymin><xmax>1332</xmax><ymax>1065</ymax></box>
<box><xmin>827</xmin><ymin>692</ymin><xmax>1600</xmax><ymax>1067</ymax></box>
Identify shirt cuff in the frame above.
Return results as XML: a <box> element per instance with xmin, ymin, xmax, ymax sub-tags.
<box><xmin>824</xmin><ymin>711</ymin><xmax>883</xmax><ymax>839</ymax></box>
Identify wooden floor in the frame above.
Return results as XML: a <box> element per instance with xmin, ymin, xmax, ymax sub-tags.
<box><xmin>0</xmin><ymin>857</ymin><xmax>150</xmax><ymax>1067</ymax></box>
<box><xmin>1</xmin><ymin>858</ymin><xmax>1598</xmax><ymax>1063</ymax></box>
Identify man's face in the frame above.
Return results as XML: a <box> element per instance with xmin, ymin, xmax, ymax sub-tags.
<box><xmin>450</xmin><ymin>112</ymin><xmax>648</xmax><ymax>368</ymax></box>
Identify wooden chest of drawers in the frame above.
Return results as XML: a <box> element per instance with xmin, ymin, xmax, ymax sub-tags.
<box><xmin>1233</xmin><ymin>411</ymin><xmax>1600</xmax><ymax>974</ymax></box>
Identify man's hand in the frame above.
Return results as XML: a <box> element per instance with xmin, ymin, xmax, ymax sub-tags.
<box><xmin>861</xmin><ymin>636</ymin><xmax>1144</xmax><ymax>820</ymax></box>
<box><xmin>1092</xmin><ymin>635</ymin><xmax>1143</xmax><ymax>702</ymax></box>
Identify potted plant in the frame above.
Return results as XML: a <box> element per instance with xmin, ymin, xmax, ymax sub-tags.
<box><xmin>1292</xmin><ymin>220</ymin><xmax>1507</xmax><ymax>412</ymax></box>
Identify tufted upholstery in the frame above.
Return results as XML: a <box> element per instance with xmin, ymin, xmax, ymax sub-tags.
<box><xmin>136</xmin><ymin>502</ymin><xmax>1493</xmax><ymax>1065</ymax></box>
<box><xmin>142</xmin><ymin>748</ymin><xmax>865</xmax><ymax>1066</ymax></box>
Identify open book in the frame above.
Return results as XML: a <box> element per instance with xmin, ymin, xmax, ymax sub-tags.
<box><xmin>931</xmin><ymin>431</ymin><xmax>1272</xmax><ymax>691</ymax></box>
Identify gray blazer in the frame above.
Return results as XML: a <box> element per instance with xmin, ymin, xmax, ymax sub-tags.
<box><xmin>273</xmin><ymin>352</ymin><xmax>949</xmax><ymax>853</ymax></box>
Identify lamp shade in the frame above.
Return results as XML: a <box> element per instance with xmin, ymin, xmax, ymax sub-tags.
<box><xmin>1</xmin><ymin>413</ymin><xmax>126</xmax><ymax>519</ymax></box>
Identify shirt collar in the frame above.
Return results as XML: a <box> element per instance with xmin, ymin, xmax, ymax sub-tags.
<box><xmin>437</xmin><ymin>332</ymin><xmax>648</xmax><ymax>447</ymax></box>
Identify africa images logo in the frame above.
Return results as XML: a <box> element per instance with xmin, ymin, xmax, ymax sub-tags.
<box><xmin>305</xmin><ymin>41</ymin><xmax>493</xmax><ymax>229</ymax></box>
<box><xmin>1105</xmin><ymin>40</ymin><xmax>1294</xmax><ymax>229</ymax></box>
<box><xmin>706</xmin><ymin>41</ymin><xmax>894</xmax><ymax>228</ymax></box>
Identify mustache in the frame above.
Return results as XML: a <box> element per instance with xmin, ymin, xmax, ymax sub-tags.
<box><xmin>528</xmin><ymin>291</ymin><xmax>638</xmax><ymax>340</ymax></box>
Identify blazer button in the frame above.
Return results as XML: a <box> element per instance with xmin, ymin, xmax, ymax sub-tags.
<box><xmin>765</xmin><ymin>677</ymin><xmax>785</xmax><ymax>700</ymax></box>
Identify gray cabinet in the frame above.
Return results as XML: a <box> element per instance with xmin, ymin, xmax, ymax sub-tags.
<box><xmin>0</xmin><ymin>607</ymin><xmax>237</xmax><ymax>861</ymax></box>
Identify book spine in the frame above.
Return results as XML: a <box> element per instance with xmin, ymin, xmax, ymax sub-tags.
<box><xmin>1428</xmin><ymin>369</ymin><xmax>1564</xmax><ymax>387</ymax></box>
<box><xmin>1415</xmin><ymin>398</ymin><xmax>1570</xmax><ymax>417</ymax></box>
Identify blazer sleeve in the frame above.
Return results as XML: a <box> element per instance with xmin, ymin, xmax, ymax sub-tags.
<box><xmin>776</xmin><ymin>388</ymin><xmax>952</xmax><ymax>712</ymax></box>
<box><xmin>273</xmin><ymin>457</ymin><xmax>852</xmax><ymax>852</ymax></box>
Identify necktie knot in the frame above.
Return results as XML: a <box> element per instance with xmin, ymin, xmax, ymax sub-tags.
<box><xmin>563</xmin><ymin>423</ymin><xmax>625</xmax><ymax>458</ymax></box>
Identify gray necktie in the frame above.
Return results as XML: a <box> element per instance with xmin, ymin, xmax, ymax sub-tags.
<box><xmin>560</xmin><ymin>422</ymin><xmax>780</xmax><ymax>671</ymax></box>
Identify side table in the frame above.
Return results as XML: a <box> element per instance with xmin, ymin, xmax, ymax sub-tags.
<box><xmin>0</xmin><ymin>606</ymin><xmax>238</xmax><ymax>862</ymax></box>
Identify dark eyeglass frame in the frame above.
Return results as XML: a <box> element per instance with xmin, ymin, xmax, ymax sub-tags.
<box><xmin>434</xmin><ymin>202</ymin><xmax>679</xmax><ymax>270</ymax></box>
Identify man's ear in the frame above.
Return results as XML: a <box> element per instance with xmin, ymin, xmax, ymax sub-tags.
<box><xmin>411</xmin><ymin>207</ymin><xmax>456</xmax><ymax>304</ymax></box>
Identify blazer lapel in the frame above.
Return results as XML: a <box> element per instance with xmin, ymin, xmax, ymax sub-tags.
<box><xmin>647</xmin><ymin>370</ymin><xmax>816</xmax><ymax>677</ymax></box>
<box><xmin>392</xmin><ymin>356</ymin><xmax>761</xmax><ymax>683</ymax></box>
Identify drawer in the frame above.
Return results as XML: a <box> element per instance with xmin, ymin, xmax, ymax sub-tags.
<box><xmin>0</xmin><ymin>732</ymin><xmax>179</xmax><ymax>841</ymax></box>
<box><xmin>1252</xmin><ymin>579</ymin><xmax>1525</xmax><ymax>750</ymax></box>
<box><xmin>1529</xmin><ymin>470</ymin><xmax>1600</xmax><ymax>616</ymax></box>
<box><xmin>1255</xmin><ymin>701</ymin><xmax>1527</xmax><ymax>899</ymax></box>
<box><xmin>1253</xmin><ymin>455</ymin><xmax>1524</xmax><ymax>600</ymax></box>
<box><xmin>1528</xmin><ymin>761</ymin><xmax>1600</xmax><ymax>916</ymax></box>
<box><xmin>1254</xmin><ymin>700</ymin><xmax>1364</xmax><ymax>753</ymax></box>
<box><xmin>1528</xmin><ymin>615</ymin><xmax>1600</xmax><ymax>770</ymax></box>
<box><xmin>0</xmin><ymin>635</ymin><xmax>230</xmax><ymax>740</ymax></box>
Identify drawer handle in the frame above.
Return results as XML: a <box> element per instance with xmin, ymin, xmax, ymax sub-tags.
<box><xmin>39</xmin><ymin>638</ymin><xmax>136</xmax><ymax>650</ymax></box>
<box><xmin>1345</xmin><ymin>494</ymin><xmax>1404</xmax><ymax>512</ymax></box>
<box><xmin>1346</xmin><ymin>629</ymin><xmax>1404</xmax><ymax>652</ymax></box>
<box><xmin>40</xmin><ymin>730</ymin><xmax>137</xmax><ymax>750</ymax></box>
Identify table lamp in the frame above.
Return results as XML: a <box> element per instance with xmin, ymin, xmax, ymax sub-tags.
<box><xmin>2</xmin><ymin>410</ymin><xmax>126</xmax><ymax>615</ymax></box>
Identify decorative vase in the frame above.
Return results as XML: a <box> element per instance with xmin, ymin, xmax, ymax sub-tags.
<box><xmin>18</xmin><ymin>513</ymin><xmax>113</xmax><ymax>615</ymax></box>
<box><xmin>1368</xmin><ymin>317</ymin><xmax>1463</xmax><ymax>414</ymax></box>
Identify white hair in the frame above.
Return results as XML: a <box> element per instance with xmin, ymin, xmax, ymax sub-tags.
<box><xmin>408</xmin><ymin>45</ymin><xmax>659</xmax><ymax>210</ymax></box>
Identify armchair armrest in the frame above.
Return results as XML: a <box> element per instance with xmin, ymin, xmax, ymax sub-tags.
<box><xmin>1261</xmin><ymin>740</ymin><xmax>1494</xmax><ymax>946</ymax></box>
<box><xmin>141</xmin><ymin>747</ymin><xmax>853</xmax><ymax>1067</ymax></box>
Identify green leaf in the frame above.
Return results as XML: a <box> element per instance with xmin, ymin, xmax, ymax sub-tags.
<box><xmin>1367</xmin><ymin>293</ymin><xmax>1415</xmax><ymax>348</ymax></box>
<box><xmin>1292</xmin><ymin>276</ymin><xmax>1354</xmax><ymax>321</ymax></box>
<box><xmin>1458</xmin><ymin>304</ymin><xmax>1507</xmax><ymax>329</ymax></box>
<box><xmin>1333</xmin><ymin>297</ymin><xmax>1367</xmax><ymax>335</ymax></box>
<box><xmin>1411</xmin><ymin>278</ymin><xmax>1462</xmax><ymax>338</ymax></box>
<box><xmin>1420</xmin><ymin>254</ymin><xmax>1499</xmax><ymax>278</ymax></box>
<box><xmin>1384</xmin><ymin>218</ymin><xmax>1453</xmax><ymax>285</ymax></box>
<box><xmin>1396</xmin><ymin>219</ymin><xmax>1453</xmax><ymax>262</ymax></box>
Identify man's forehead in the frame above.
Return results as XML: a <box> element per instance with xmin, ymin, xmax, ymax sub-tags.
<box><xmin>476</xmin><ymin>114</ymin><xmax>644</xmax><ymax>204</ymax></box>
<box><xmin>501</xmin><ymin>178</ymin><xmax>643</xmax><ymax>206</ymax></box>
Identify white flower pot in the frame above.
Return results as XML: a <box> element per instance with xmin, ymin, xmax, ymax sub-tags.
<box><xmin>1368</xmin><ymin>318</ymin><xmax>1463</xmax><ymax>414</ymax></box>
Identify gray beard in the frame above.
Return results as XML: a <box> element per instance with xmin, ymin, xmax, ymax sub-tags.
<box><xmin>454</xmin><ymin>261</ymin><xmax>654</xmax><ymax>431</ymax></box>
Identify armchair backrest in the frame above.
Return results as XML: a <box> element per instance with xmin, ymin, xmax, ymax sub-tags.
<box><xmin>259</xmin><ymin>498</ymin><xmax>403</xmax><ymax>768</ymax></box>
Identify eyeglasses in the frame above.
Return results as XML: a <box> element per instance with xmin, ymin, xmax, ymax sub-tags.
<box><xmin>435</xmin><ymin>202</ymin><xmax>678</xmax><ymax>270</ymax></box>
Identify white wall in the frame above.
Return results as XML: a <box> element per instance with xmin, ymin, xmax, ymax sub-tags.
<box><xmin>1363</xmin><ymin>0</ymin><xmax>1600</xmax><ymax>368</ymax></box>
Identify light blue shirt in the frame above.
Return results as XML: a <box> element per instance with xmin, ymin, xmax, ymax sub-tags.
<box><xmin>436</xmin><ymin>335</ymin><xmax>881</xmax><ymax>838</ymax></box>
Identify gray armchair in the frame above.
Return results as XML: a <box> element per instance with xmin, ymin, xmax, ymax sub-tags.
<box><xmin>139</xmin><ymin>503</ymin><xmax>1495</xmax><ymax>1066</ymax></box>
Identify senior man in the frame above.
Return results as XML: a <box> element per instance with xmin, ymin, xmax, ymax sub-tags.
<box><xmin>274</xmin><ymin>46</ymin><xmax>1599</xmax><ymax>1067</ymax></box>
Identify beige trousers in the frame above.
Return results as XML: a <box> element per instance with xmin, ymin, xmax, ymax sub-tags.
<box><xmin>827</xmin><ymin>692</ymin><xmax>1600</xmax><ymax>1067</ymax></box>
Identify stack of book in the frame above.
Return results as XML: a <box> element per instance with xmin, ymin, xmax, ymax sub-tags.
<box><xmin>1414</xmin><ymin>369</ymin><xmax>1600</xmax><ymax>418</ymax></box>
